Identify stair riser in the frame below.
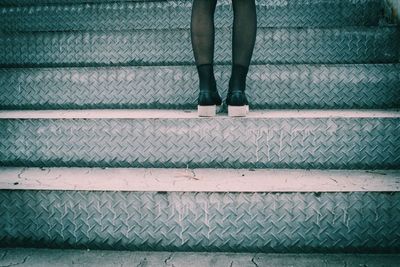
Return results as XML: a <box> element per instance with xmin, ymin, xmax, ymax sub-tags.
<box><xmin>1</xmin><ymin>118</ymin><xmax>399</xmax><ymax>169</ymax></box>
<box><xmin>1</xmin><ymin>65</ymin><xmax>399</xmax><ymax>110</ymax></box>
<box><xmin>1</xmin><ymin>27</ymin><xmax>398</xmax><ymax>67</ymax></box>
<box><xmin>0</xmin><ymin>1</ymin><xmax>384</xmax><ymax>32</ymax></box>
<box><xmin>0</xmin><ymin>191</ymin><xmax>398</xmax><ymax>252</ymax></box>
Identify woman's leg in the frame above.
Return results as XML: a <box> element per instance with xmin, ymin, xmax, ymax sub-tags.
<box><xmin>191</xmin><ymin>0</ymin><xmax>221</xmax><ymax>116</ymax></box>
<box><xmin>232</xmin><ymin>0</ymin><xmax>257</xmax><ymax>68</ymax></box>
<box><xmin>227</xmin><ymin>0</ymin><xmax>257</xmax><ymax>116</ymax></box>
<box><xmin>191</xmin><ymin>0</ymin><xmax>217</xmax><ymax>66</ymax></box>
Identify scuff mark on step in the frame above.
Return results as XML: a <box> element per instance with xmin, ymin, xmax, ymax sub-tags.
<box><xmin>17</xmin><ymin>168</ymin><xmax>27</xmax><ymax>180</ymax></box>
<box><xmin>164</xmin><ymin>253</ymin><xmax>175</xmax><ymax>267</ymax></box>
<box><xmin>136</xmin><ymin>257</ymin><xmax>148</xmax><ymax>267</ymax></box>
<box><xmin>251</xmin><ymin>254</ymin><xmax>259</xmax><ymax>267</ymax></box>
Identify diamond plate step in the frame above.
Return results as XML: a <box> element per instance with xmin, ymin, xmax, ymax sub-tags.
<box><xmin>0</xmin><ymin>0</ymin><xmax>384</xmax><ymax>32</ymax></box>
<box><xmin>0</xmin><ymin>110</ymin><xmax>399</xmax><ymax>169</ymax></box>
<box><xmin>1</xmin><ymin>27</ymin><xmax>398</xmax><ymax>67</ymax></box>
<box><xmin>0</xmin><ymin>190</ymin><xmax>399</xmax><ymax>252</ymax></box>
<box><xmin>0</xmin><ymin>0</ymin><xmax>158</xmax><ymax>6</ymax></box>
<box><xmin>1</xmin><ymin>64</ymin><xmax>399</xmax><ymax>110</ymax></box>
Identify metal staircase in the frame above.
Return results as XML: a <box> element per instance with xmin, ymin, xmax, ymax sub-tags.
<box><xmin>0</xmin><ymin>0</ymin><xmax>399</xmax><ymax>253</ymax></box>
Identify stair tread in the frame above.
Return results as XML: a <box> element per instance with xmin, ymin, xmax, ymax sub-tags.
<box><xmin>2</xmin><ymin>64</ymin><xmax>400</xmax><ymax>110</ymax></box>
<box><xmin>1</xmin><ymin>189</ymin><xmax>399</xmax><ymax>252</ymax></box>
<box><xmin>0</xmin><ymin>0</ymin><xmax>384</xmax><ymax>31</ymax></box>
<box><xmin>1</xmin><ymin>26</ymin><xmax>398</xmax><ymax>66</ymax></box>
<box><xmin>1</xmin><ymin>111</ymin><xmax>399</xmax><ymax>169</ymax></box>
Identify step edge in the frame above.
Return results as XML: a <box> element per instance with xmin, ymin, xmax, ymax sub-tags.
<box><xmin>1</xmin><ymin>167</ymin><xmax>399</xmax><ymax>192</ymax></box>
<box><xmin>0</xmin><ymin>248</ymin><xmax>400</xmax><ymax>267</ymax></box>
<box><xmin>1</xmin><ymin>109</ymin><xmax>400</xmax><ymax>119</ymax></box>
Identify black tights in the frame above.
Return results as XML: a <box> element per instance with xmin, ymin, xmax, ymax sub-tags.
<box><xmin>191</xmin><ymin>0</ymin><xmax>257</xmax><ymax>92</ymax></box>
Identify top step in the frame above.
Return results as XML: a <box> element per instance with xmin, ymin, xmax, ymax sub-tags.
<box><xmin>0</xmin><ymin>0</ymin><xmax>159</xmax><ymax>5</ymax></box>
<box><xmin>0</xmin><ymin>0</ymin><xmax>385</xmax><ymax>32</ymax></box>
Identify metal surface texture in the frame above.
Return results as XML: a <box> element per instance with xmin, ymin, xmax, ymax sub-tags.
<box><xmin>0</xmin><ymin>0</ymin><xmax>168</xmax><ymax>6</ymax></box>
<box><xmin>0</xmin><ymin>0</ymin><xmax>384</xmax><ymax>32</ymax></box>
<box><xmin>1</xmin><ymin>64</ymin><xmax>399</xmax><ymax>110</ymax></box>
<box><xmin>0</xmin><ymin>116</ymin><xmax>399</xmax><ymax>169</ymax></box>
<box><xmin>0</xmin><ymin>190</ymin><xmax>399</xmax><ymax>252</ymax></box>
<box><xmin>1</xmin><ymin>27</ymin><xmax>398</xmax><ymax>67</ymax></box>
<box><xmin>0</xmin><ymin>0</ymin><xmax>382</xmax><ymax>7</ymax></box>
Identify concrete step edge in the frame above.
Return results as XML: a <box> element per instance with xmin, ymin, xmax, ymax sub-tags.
<box><xmin>0</xmin><ymin>248</ymin><xmax>399</xmax><ymax>267</ymax></box>
<box><xmin>1</xmin><ymin>109</ymin><xmax>400</xmax><ymax>119</ymax></box>
<box><xmin>1</xmin><ymin>167</ymin><xmax>399</xmax><ymax>192</ymax></box>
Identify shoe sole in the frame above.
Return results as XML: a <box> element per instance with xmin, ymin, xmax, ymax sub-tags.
<box><xmin>228</xmin><ymin>105</ymin><xmax>249</xmax><ymax>117</ymax></box>
<box><xmin>198</xmin><ymin>105</ymin><xmax>222</xmax><ymax>117</ymax></box>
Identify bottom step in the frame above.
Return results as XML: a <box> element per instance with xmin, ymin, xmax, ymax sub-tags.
<box><xmin>1</xmin><ymin>168</ymin><xmax>398</xmax><ymax>252</ymax></box>
<box><xmin>1</xmin><ymin>249</ymin><xmax>400</xmax><ymax>267</ymax></box>
<box><xmin>0</xmin><ymin>190</ymin><xmax>399</xmax><ymax>252</ymax></box>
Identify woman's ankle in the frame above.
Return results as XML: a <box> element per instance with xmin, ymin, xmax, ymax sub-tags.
<box><xmin>229</xmin><ymin>64</ymin><xmax>249</xmax><ymax>91</ymax></box>
<box><xmin>197</xmin><ymin>63</ymin><xmax>217</xmax><ymax>91</ymax></box>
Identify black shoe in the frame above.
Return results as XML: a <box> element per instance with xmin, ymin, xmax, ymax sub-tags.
<box><xmin>225</xmin><ymin>89</ymin><xmax>249</xmax><ymax>117</ymax></box>
<box><xmin>197</xmin><ymin>88</ymin><xmax>222</xmax><ymax>117</ymax></box>
<box><xmin>226</xmin><ymin>64</ymin><xmax>250</xmax><ymax>117</ymax></box>
<box><xmin>196</xmin><ymin>64</ymin><xmax>222</xmax><ymax>117</ymax></box>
